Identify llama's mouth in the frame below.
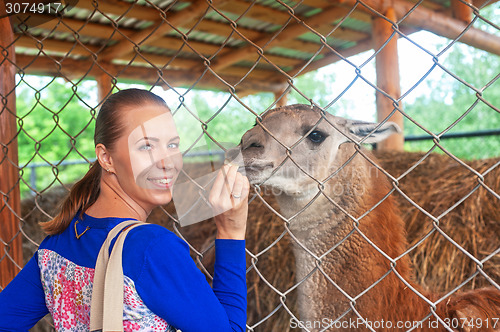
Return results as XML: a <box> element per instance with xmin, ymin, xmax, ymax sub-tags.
<box><xmin>244</xmin><ymin>163</ymin><xmax>273</xmax><ymax>173</ymax></box>
<box><xmin>243</xmin><ymin>162</ymin><xmax>274</xmax><ymax>184</ymax></box>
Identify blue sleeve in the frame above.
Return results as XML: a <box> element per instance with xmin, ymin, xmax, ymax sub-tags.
<box><xmin>126</xmin><ymin>228</ymin><xmax>247</xmax><ymax>332</ymax></box>
<box><xmin>212</xmin><ymin>239</ymin><xmax>247</xmax><ymax>329</ymax></box>
<box><xmin>0</xmin><ymin>253</ymin><xmax>48</xmax><ymax>331</ymax></box>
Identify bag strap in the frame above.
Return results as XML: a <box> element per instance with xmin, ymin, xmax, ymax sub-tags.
<box><xmin>90</xmin><ymin>220</ymin><xmax>143</xmax><ymax>332</ymax></box>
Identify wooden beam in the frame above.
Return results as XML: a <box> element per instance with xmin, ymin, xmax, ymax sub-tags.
<box><xmin>210</xmin><ymin>5</ymin><xmax>352</xmax><ymax>71</ymax></box>
<box><xmin>217</xmin><ymin>0</ymin><xmax>293</xmax><ymax>26</ymax></box>
<box><xmin>473</xmin><ymin>0</ymin><xmax>500</xmax><ymax>8</ymax></box>
<box><xmin>396</xmin><ymin>0</ymin><xmax>500</xmax><ymax>56</ymax></box>
<box><xmin>451</xmin><ymin>0</ymin><xmax>473</xmax><ymax>23</ymax></box>
<box><xmin>287</xmin><ymin>25</ymin><xmax>419</xmax><ymax>78</ymax></box>
<box><xmin>111</xmin><ymin>52</ymin><xmax>282</xmax><ymax>80</ymax></box>
<box><xmin>36</xmin><ymin>14</ymin><xmax>119</xmax><ymax>39</ymax></box>
<box><xmin>75</xmin><ymin>0</ymin><xmax>161</xmax><ymax>21</ymax></box>
<box><xmin>301</xmin><ymin>0</ymin><xmax>373</xmax><ymax>23</ymax></box>
<box><xmin>15</xmin><ymin>35</ymin><xmax>100</xmax><ymax>57</ymax></box>
<box><xmin>99</xmin><ymin>0</ymin><xmax>213</xmax><ymax>62</ymax></box>
<box><xmin>401</xmin><ymin>0</ymin><xmax>446</xmax><ymax>12</ymax></box>
<box><xmin>300</xmin><ymin>0</ymin><xmax>334</xmax><ymax>8</ymax></box>
<box><xmin>286</xmin><ymin>37</ymin><xmax>374</xmax><ymax>78</ymax></box>
<box><xmin>193</xmin><ymin>19</ymin><xmax>333</xmax><ymax>55</ymax></box>
<box><xmin>343</xmin><ymin>0</ymin><xmax>500</xmax><ymax>56</ymax></box>
<box><xmin>313</xmin><ymin>25</ymin><xmax>370</xmax><ymax>42</ymax></box>
<box><xmin>373</xmin><ymin>8</ymin><xmax>404</xmax><ymax>151</ymax></box>
<box><xmin>0</xmin><ymin>5</ymin><xmax>23</xmax><ymax>288</ymax></box>
<box><xmin>15</xmin><ymin>55</ymin><xmax>288</xmax><ymax>93</ymax></box>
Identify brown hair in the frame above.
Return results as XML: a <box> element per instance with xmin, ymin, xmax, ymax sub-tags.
<box><xmin>41</xmin><ymin>88</ymin><xmax>168</xmax><ymax>235</ymax></box>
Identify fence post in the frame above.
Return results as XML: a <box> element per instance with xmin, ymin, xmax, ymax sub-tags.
<box><xmin>274</xmin><ymin>88</ymin><xmax>288</xmax><ymax>107</ymax></box>
<box><xmin>0</xmin><ymin>7</ymin><xmax>23</xmax><ymax>288</ymax></box>
<box><xmin>97</xmin><ymin>63</ymin><xmax>113</xmax><ymax>106</ymax></box>
<box><xmin>451</xmin><ymin>0</ymin><xmax>472</xmax><ymax>23</ymax></box>
<box><xmin>373</xmin><ymin>8</ymin><xmax>404</xmax><ymax>151</ymax></box>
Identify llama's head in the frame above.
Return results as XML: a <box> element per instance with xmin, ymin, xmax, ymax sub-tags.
<box><xmin>236</xmin><ymin>104</ymin><xmax>400</xmax><ymax>200</ymax></box>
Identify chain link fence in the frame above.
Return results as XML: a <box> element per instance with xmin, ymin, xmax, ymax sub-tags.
<box><xmin>1</xmin><ymin>0</ymin><xmax>499</xmax><ymax>331</ymax></box>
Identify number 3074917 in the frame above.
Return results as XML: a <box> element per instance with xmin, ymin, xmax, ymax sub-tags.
<box><xmin>4</xmin><ymin>2</ymin><xmax>62</xmax><ymax>16</ymax></box>
<box><xmin>442</xmin><ymin>317</ymin><xmax>499</xmax><ymax>330</ymax></box>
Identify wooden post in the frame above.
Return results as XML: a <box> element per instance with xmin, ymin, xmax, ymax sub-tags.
<box><xmin>274</xmin><ymin>88</ymin><xmax>288</xmax><ymax>107</ymax></box>
<box><xmin>452</xmin><ymin>0</ymin><xmax>473</xmax><ymax>23</ymax></box>
<box><xmin>372</xmin><ymin>8</ymin><xmax>404</xmax><ymax>151</ymax></box>
<box><xmin>97</xmin><ymin>64</ymin><xmax>113</xmax><ymax>106</ymax></box>
<box><xmin>0</xmin><ymin>10</ymin><xmax>23</xmax><ymax>288</ymax></box>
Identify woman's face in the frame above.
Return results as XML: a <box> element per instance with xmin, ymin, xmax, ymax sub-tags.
<box><xmin>111</xmin><ymin>103</ymin><xmax>183</xmax><ymax>212</ymax></box>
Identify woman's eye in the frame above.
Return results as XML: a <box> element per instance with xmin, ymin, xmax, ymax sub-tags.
<box><xmin>307</xmin><ymin>131</ymin><xmax>326</xmax><ymax>143</ymax></box>
<box><xmin>168</xmin><ymin>142</ymin><xmax>179</xmax><ymax>149</ymax></box>
<box><xmin>139</xmin><ymin>144</ymin><xmax>153</xmax><ymax>151</ymax></box>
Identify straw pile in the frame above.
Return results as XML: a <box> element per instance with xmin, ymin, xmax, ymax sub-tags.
<box><xmin>373</xmin><ymin>150</ymin><xmax>500</xmax><ymax>292</ymax></box>
<box><xmin>19</xmin><ymin>151</ymin><xmax>499</xmax><ymax>332</ymax></box>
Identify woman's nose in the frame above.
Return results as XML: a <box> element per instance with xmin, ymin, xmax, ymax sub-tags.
<box><xmin>155</xmin><ymin>152</ymin><xmax>174</xmax><ymax>169</ymax></box>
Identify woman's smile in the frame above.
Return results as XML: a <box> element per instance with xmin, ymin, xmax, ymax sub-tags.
<box><xmin>147</xmin><ymin>176</ymin><xmax>174</xmax><ymax>188</ymax></box>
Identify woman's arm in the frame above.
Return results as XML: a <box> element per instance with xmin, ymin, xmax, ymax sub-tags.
<box><xmin>212</xmin><ymin>239</ymin><xmax>247</xmax><ymax>329</ymax></box>
<box><xmin>128</xmin><ymin>164</ymin><xmax>249</xmax><ymax>331</ymax></box>
<box><xmin>124</xmin><ymin>226</ymin><xmax>247</xmax><ymax>332</ymax></box>
<box><xmin>0</xmin><ymin>253</ymin><xmax>49</xmax><ymax>331</ymax></box>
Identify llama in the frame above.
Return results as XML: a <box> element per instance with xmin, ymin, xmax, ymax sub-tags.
<box><xmin>237</xmin><ymin>104</ymin><xmax>500</xmax><ymax>331</ymax></box>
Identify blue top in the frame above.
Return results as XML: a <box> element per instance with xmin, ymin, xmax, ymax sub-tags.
<box><xmin>0</xmin><ymin>214</ymin><xmax>247</xmax><ymax>331</ymax></box>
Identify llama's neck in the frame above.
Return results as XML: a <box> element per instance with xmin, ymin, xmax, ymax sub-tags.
<box><xmin>276</xmin><ymin>152</ymin><xmax>421</xmax><ymax>328</ymax></box>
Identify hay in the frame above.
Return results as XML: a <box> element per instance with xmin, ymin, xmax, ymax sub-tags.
<box><xmin>18</xmin><ymin>151</ymin><xmax>500</xmax><ymax>332</ymax></box>
<box><xmin>373</xmin><ymin>151</ymin><xmax>500</xmax><ymax>292</ymax></box>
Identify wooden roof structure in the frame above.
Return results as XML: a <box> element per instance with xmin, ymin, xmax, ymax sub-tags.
<box><xmin>8</xmin><ymin>0</ymin><xmax>500</xmax><ymax>97</ymax></box>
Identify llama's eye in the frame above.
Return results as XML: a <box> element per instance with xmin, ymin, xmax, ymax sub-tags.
<box><xmin>308</xmin><ymin>131</ymin><xmax>326</xmax><ymax>143</ymax></box>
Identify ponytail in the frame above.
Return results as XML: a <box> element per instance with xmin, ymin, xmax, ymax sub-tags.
<box><xmin>40</xmin><ymin>162</ymin><xmax>102</xmax><ymax>235</ymax></box>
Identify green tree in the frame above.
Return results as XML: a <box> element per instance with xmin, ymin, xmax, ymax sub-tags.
<box><xmin>403</xmin><ymin>43</ymin><xmax>500</xmax><ymax>159</ymax></box>
<box><xmin>16</xmin><ymin>77</ymin><xmax>96</xmax><ymax>197</ymax></box>
<box><xmin>403</xmin><ymin>4</ymin><xmax>500</xmax><ymax>159</ymax></box>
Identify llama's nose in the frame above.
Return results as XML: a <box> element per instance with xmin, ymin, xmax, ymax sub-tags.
<box><xmin>241</xmin><ymin>134</ymin><xmax>265</xmax><ymax>151</ymax></box>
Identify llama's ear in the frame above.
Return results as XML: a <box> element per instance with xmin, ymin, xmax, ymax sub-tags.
<box><xmin>345</xmin><ymin>120</ymin><xmax>401</xmax><ymax>144</ymax></box>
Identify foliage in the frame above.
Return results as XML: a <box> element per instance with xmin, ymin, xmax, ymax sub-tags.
<box><xmin>403</xmin><ymin>42</ymin><xmax>500</xmax><ymax>160</ymax></box>
<box><xmin>16</xmin><ymin>78</ymin><xmax>96</xmax><ymax>197</ymax></box>
<box><xmin>402</xmin><ymin>4</ymin><xmax>500</xmax><ymax>160</ymax></box>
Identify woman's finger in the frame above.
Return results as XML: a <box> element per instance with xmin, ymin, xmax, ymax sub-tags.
<box><xmin>209</xmin><ymin>164</ymin><xmax>238</xmax><ymax>204</ymax></box>
<box><xmin>241</xmin><ymin>174</ymin><xmax>250</xmax><ymax>200</ymax></box>
<box><xmin>230</xmin><ymin>172</ymin><xmax>244</xmax><ymax>201</ymax></box>
<box><xmin>209</xmin><ymin>164</ymin><xmax>229</xmax><ymax>203</ymax></box>
<box><xmin>220</xmin><ymin>164</ymin><xmax>238</xmax><ymax>199</ymax></box>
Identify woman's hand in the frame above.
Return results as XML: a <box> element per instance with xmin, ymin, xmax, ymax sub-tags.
<box><xmin>209</xmin><ymin>164</ymin><xmax>250</xmax><ymax>240</ymax></box>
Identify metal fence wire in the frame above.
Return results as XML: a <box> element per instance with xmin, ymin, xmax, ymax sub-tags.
<box><xmin>1</xmin><ymin>0</ymin><xmax>500</xmax><ymax>331</ymax></box>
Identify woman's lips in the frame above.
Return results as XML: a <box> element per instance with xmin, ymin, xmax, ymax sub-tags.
<box><xmin>147</xmin><ymin>177</ymin><xmax>173</xmax><ymax>189</ymax></box>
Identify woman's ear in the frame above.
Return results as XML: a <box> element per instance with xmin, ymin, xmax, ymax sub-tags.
<box><xmin>96</xmin><ymin>143</ymin><xmax>114</xmax><ymax>173</ymax></box>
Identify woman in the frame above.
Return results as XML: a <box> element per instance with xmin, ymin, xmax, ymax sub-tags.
<box><xmin>0</xmin><ymin>89</ymin><xmax>249</xmax><ymax>331</ymax></box>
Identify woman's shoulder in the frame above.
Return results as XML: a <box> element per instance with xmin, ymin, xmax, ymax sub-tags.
<box><xmin>124</xmin><ymin>223</ymin><xmax>187</xmax><ymax>250</ymax></box>
<box><xmin>121</xmin><ymin>223</ymin><xmax>190</xmax><ymax>279</ymax></box>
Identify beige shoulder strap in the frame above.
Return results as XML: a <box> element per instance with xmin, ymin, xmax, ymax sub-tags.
<box><xmin>90</xmin><ymin>220</ymin><xmax>143</xmax><ymax>332</ymax></box>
